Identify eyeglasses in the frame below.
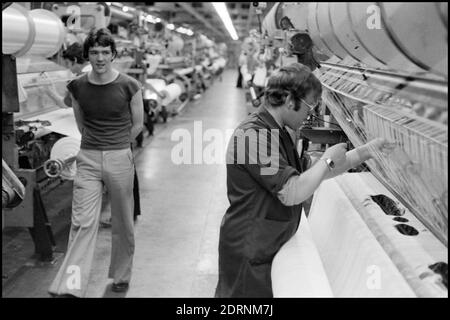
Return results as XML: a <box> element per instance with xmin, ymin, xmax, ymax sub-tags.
<box><xmin>300</xmin><ymin>99</ymin><xmax>321</xmax><ymax>114</ymax></box>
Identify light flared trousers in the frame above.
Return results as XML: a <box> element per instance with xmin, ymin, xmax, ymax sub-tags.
<box><xmin>49</xmin><ymin>148</ymin><xmax>135</xmax><ymax>297</ymax></box>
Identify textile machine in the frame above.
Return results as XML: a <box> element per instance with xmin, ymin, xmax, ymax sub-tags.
<box><xmin>261</xmin><ymin>2</ymin><xmax>448</xmax><ymax>297</ymax></box>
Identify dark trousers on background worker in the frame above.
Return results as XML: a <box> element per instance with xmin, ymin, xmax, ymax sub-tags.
<box><xmin>236</xmin><ymin>66</ymin><xmax>243</xmax><ymax>88</ymax></box>
<box><xmin>133</xmin><ymin>169</ymin><xmax>140</xmax><ymax>220</ymax></box>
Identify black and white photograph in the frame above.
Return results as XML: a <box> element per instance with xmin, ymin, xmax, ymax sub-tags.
<box><xmin>2</xmin><ymin>1</ymin><xmax>447</xmax><ymax>307</ymax></box>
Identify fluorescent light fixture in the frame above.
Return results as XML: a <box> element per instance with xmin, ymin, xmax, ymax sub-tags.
<box><xmin>212</xmin><ymin>2</ymin><xmax>238</xmax><ymax>40</ymax></box>
<box><xmin>106</xmin><ymin>2</ymin><xmax>112</xmax><ymax>5</ymax></box>
<box><xmin>122</xmin><ymin>6</ymin><xmax>129</xmax><ymax>12</ymax></box>
<box><xmin>166</xmin><ymin>23</ymin><xmax>175</xmax><ymax>30</ymax></box>
<box><xmin>155</xmin><ymin>18</ymin><xmax>161</xmax><ymax>23</ymax></box>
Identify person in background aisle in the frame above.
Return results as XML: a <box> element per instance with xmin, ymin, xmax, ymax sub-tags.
<box><xmin>48</xmin><ymin>28</ymin><xmax>143</xmax><ymax>297</ymax></box>
<box><xmin>135</xmin><ymin>93</ymin><xmax>154</xmax><ymax>147</ymax></box>
<box><xmin>132</xmin><ymin>168</ymin><xmax>141</xmax><ymax>221</ymax></box>
<box><xmin>215</xmin><ymin>62</ymin><xmax>395</xmax><ymax>297</ymax></box>
<box><xmin>236</xmin><ymin>51</ymin><xmax>247</xmax><ymax>88</ymax></box>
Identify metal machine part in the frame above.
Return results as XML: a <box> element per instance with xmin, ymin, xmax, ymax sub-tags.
<box><xmin>2</xmin><ymin>159</ymin><xmax>25</xmax><ymax>209</ymax></box>
<box><xmin>263</xmin><ymin>2</ymin><xmax>448</xmax><ymax>79</ymax></box>
<box><xmin>43</xmin><ymin>137</ymin><xmax>80</xmax><ymax>180</ymax></box>
<box><xmin>264</xmin><ymin>2</ymin><xmax>448</xmax><ymax>297</ymax></box>
<box><xmin>2</xmin><ymin>3</ymin><xmax>65</xmax><ymax>58</ymax></box>
<box><xmin>2</xmin><ymin>3</ymin><xmax>69</xmax><ymax>260</ymax></box>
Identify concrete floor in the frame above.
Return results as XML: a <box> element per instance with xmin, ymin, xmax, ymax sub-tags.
<box><xmin>2</xmin><ymin>69</ymin><xmax>248</xmax><ymax>297</ymax></box>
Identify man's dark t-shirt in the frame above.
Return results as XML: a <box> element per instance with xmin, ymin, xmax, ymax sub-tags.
<box><xmin>67</xmin><ymin>73</ymin><xmax>141</xmax><ymax>150</ymax></box>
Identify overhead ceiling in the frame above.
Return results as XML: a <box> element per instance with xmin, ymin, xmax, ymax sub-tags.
<box><xmin>130</xmin><ymin>2</ymin><xmax>263</xmax><ymax>44</ymax></box>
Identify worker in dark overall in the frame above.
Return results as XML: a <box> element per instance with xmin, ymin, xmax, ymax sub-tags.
<box><xmin>216</xmin><ymin>62</ymin><xmax>394</xmax><ymax>297</ymax></box>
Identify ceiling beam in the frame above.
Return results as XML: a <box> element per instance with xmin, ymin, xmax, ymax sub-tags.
<box><xmin>175</xmin><ymin>2</ymin><xmax>224</xmax><ymax>39</ymax></box>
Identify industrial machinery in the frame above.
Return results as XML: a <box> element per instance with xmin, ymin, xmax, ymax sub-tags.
<box><xmin>2</xmin><ymin>2</ymin><xmax>164</xmax><ymax>262</ymax></box>
<box><xmin>2</xmin><ymin>2</ymin><xmax>74</xmax><ymax>261</ymax></box>
<box><xmin>261</xmin><ymin>2</ymin><xmax>448</xmax><ymax>297</ymax></box>
<box><xmin>2</xmin><ymin>159</ymin><xmax>26</xmax><ymax>210</ymax></box>
<box><xmin>2</xmin><ymin>2</ymin><xmax>141</xmax><ymax>261</ymax></box>
<box><xmin>141</xmin><ymin>26</ymin><xmax>227</xmax><ymax>122</ymax></box>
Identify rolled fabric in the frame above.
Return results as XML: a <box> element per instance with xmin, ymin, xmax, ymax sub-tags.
<box><xmin>2</xmin><ymin>4</ymin><xmax>65</xmax><ymax>58</ymax></box>
<box><xmin>144</xmin><ymin>90</ymin><xmax>159</xmax><ymax>101</ymax></box>
<box><xmin>161</xmin><ymin>83</ymin><xmax>182</xmax><ymax>105</ymax></box>
<box><xmin>252</xmin><ymin>66</ymin><xmax>267</xmax><ymax>87</ymax></box>
<box><xmin>2</xmin><ymin>3</ymin><xmax>35</xmax><ymax>56</ymax></box>
<box><xmin>146</xmin><ymin>78</ymin><xmax>166</xmax><ymax>92</ymax></box>
<box><xmin>145</xmin><ymin>54</ymin><xmax>162</xmax><ymax>75</ymax></box>
<box><xmin>28</xmin><ymin>9</ymin><xmax>65</xmax><ymax>57</ymax></box>
<box><xmin>272</xmin><ymin>214</ymin><xmax>334</xmax><ymax>297</ymax></box>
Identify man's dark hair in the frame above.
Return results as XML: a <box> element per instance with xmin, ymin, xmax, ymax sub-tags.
<box><xmin>62</xmin><ymin>43</ymin><xmax>86</xmax><ymax>64</ymax></box>
<box><xmin>264</xmin><ymin>62</ymin><xmax>322</xmax><ymax>111</ymax></box>
<box><xmin>83</xmin><ymin>28</ymin><xmax>117</xmax><ymax>59</ymax></box>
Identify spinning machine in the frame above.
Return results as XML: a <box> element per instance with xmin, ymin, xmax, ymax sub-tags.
<box><xmin>2</xmin><ymin>3</ymin><xmax>83</xmax><ymax>261</ymax></box>
<box><xmin>261</xmin><ymin>2</ymin><xmax>448</xmax><ymax>297</ymax></box>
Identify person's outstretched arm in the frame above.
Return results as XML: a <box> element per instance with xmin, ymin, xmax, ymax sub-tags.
<box><xmin>278</xmin><ymin>138</ymin><xmax>395</xmax><ymax>206</ymax></box>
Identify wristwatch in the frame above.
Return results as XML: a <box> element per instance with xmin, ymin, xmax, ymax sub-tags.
<box><xmin>322</xmin><ymin>158</ymin><xmax>335</xmax><ymax>171</ymax></box>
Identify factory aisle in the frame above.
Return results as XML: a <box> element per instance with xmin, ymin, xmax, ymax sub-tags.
<box><xmin>2</xmin><ymin>69</ymin><xmax>248</xmax><ymax>298</ymax></box>
<box><xmin>88</xmin><ymin>69</ymin><xmax>247</xmax><ymax>297</ymax></box>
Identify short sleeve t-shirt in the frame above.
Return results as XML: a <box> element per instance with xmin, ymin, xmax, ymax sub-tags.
<box><xmin>67</xmin><ymin>73</ymin><xmax>141</xmax><ymax>150</ymax></box>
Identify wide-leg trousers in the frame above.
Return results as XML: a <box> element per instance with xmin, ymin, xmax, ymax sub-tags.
<box><xmin>49</xmin><ymin>148</ymin><xmax>135</xmax><ymax>297</ymax></box>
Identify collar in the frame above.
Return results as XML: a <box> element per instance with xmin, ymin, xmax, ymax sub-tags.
<box><xmin>255</xmin><ymin>105</ymin><xmax>303</xmax><ymax>172</ymax></box>
<box><xmin>255</xmin><ymin>105</ymin><xmax>284</xmax><ymax>131</ymax></box>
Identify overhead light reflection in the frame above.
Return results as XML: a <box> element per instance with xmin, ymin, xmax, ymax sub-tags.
<box><xmin>212</xmin><ymin>2</ymin><xmax>238</xmax><ymax>40</ymax></box>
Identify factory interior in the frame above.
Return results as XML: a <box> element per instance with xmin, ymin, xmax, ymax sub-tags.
<box><xmin>2</xmin><ymin>2</ymin><xmax>448</xmax><ymax>299</ymax></box>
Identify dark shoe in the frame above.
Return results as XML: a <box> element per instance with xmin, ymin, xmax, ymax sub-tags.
<box><xmin>111</xmin><ymin>282</ymin><xmax>129</xmax><ymax>293</ymax></box>
<box><xmin>50</xmin><ymin>293</ymin><xmax>79</xmax><ymax>298</ymax></box>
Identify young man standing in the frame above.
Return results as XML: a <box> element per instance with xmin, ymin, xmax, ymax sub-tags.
<box><xmin>216</xmin><ymin>63</ymin><xmax>394</xmax><ymax>297</ymax></box>
<box><xmin>49</xmin><ymin>28</ymin><xmax>143</xmax><ymax>297</ymax></box>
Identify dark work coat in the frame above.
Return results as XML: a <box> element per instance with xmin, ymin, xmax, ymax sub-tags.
<box><xmin>215</xmin><ymin>106</ymin><xmax>304</xmax><ymax>297</ymax></box>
